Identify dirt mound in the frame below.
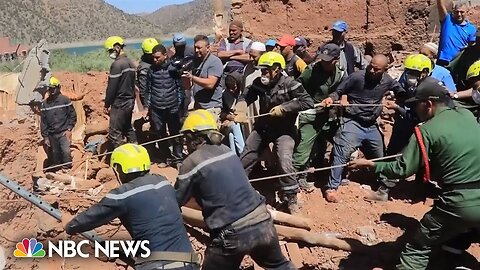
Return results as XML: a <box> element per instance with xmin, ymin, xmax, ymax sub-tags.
<box><xmin>235</xmin><ymin>0</ymin><xmax>480</xmax><ymax>54</ymax></box>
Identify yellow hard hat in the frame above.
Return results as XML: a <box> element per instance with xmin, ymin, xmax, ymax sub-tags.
<box><xmin>110</xmin><ymin>143</ymin><xmax>151</xmax><ymax>174</ymax></box>
<box><xmin>49</xmin><ymin>76</ymin><xmax>61</xmax><ymax>88</ymax></box>
<box><xmin>466</xmin><ymin>60</ymin><xmax>480</xmax><ymax>80</ymax></box>
<box><xmin>104</xmin><ymin>36</ymin><xmax>125</xmax><ymax>51</ymax></box>
<box><xmin>257</xmin><ymin>51</ymin><xmax>286</xmax><ymax>69</ymax></box>
<box><xmin>404</xmin><ymin>54</ymin><xmax>432</xmax><ymax>73</ymax></box>
<box><xmin>141</xmin><ymin>38</ymin><xmax>159</xmax><ymax>54</ymax></box>
<box><xmin>181</xmin><ymin>109</ymin><xmax>218</xmax><ymax>133</ymax></box>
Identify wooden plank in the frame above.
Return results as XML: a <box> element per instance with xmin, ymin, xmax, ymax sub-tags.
<box><xmin>280</xmin><ymin>243</ymin><xmax>289</xmax><ymax>261</ymax></box>
<box><xmin>286</xmin><ymin>242</ymin><xmax>303</xmax><ymax>269</ymax></box>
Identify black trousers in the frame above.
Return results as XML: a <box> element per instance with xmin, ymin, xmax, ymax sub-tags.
<box><xmin>240</xmin><ymin>129</ymin><xmax>299</xmax><ymax>194</ymax></box>
<box><xmin>48</xmin><ymin>132</ymin><xmax>72</xmax><ymax>169</ymax></box>
<box><xmin>149</xmin><ymin>107</ymin><xmax>183</xmax><ymax>160</ymax></box>
<box><xmin>202</xmin><ymin>219</ymin><xmax>295</xmax><ymax>270</ymax></box>
<box><xmin>108</xmin><ymin>105</ymin><xmax>137</xmax><ymax>149</ymax></box>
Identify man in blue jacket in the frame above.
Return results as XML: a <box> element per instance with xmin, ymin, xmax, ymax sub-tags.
<box><xmin>145</xmin><ymin>44</ymin><xmax>183</xmax><ymax>166</ymax></box>
<box><xmin>65</xmin><ymin>144</ymin><xmax>198</xmax><ymax>270</ymax></box>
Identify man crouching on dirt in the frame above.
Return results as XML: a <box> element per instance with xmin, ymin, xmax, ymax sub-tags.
<box><xmin>40</xmin><ymin>77</ymin><xmax>76</xmax><ymax>170</ymax></box>
<box><xmin>64</xmin><ymin>144</ymin><xmax>199</xmax><ymax>270</ymax></box>
<box><xmin>175</xmin><ymin>110</ymin><xmax>296</xmax><ymax>270</ymax></box>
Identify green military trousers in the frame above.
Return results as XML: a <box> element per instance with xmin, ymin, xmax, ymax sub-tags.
<box><xmin>397</xmin><ymin>203</ymin><xmax>480</xmax><ymax>270</ymax></box>
<box><xmin>292</xmin><ymin>111</ymin><xmax>330</xmax><ymax>172</ymax></box>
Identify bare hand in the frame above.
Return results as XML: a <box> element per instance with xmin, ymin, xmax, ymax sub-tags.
<box><xmin>384</xmin><ymin>100</ymin><xmax>398</xmax><ymax>110</ymax></box>
<box><xmin>347</xmin><ymin>159</ymin><xmax>375</xmax><ymax>169</ymax></box>
<box><xmin>340</xmin><ymin>99</ymin><xmax>350</xmax><ymax>107</ymax></box>
<box><xmin>64</xmin><ymin>130</ymin><xmax>72</xmax><ymax>141</ymax></box>
<box><xmin>182</xmin><ymin>71</ymin><xmax>193</xmax><ymax>80</ymax></box>
<box><xmin>322</xmin><ymin>97</ymin><xmax>334</xmax><ymax>107</ymax></box>
<box><xmin>226</xmin><ymin>114</ymin><xmax>235</xmax><ymax>121</ymax></box>
<box><xmin>44</xmin><ymin>138</ymin><xmax>51</xmax><ymax>148</ymax></box>
<box><xmin>103</xmin><ymin>107</ymin><xmax>110</xmax><ymax>115</ymax></box>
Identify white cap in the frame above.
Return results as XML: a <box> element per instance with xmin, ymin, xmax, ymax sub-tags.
<box><xmin>423</xmin><ymin>42</ymin><xmax>438</xmax><ymax>56</ymax></box>
<box><xmin>250</xmin><ymin>41</ymin><xmax>266</xmax><ymax>52</ymax></box>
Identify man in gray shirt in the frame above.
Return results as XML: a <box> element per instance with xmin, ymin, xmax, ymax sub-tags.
<box><xmin>183</xmin><ymin>35</ymin><xmax>224</xmax><ymax>118</ymax></box>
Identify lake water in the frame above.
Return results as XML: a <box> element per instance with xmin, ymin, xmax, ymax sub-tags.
<box><xmin>64</xmin><ymin>37</ymin><xmax>195</xmax><ymax>55</ymax></box>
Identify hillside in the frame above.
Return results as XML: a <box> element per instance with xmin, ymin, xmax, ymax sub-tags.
<box><xmin>0</xmin><ymin>0</ymin><xmax>163</xmax><ymax>44</ymax></box>
<box><xmin>0</xmin><ymin>0</ymin><xmax>231</xmax><ymax>45</ymax></box>
<box><xmin>144</xmin><ymin>0</ymin><xmax>231</xmax><ymax>35</ymax></box>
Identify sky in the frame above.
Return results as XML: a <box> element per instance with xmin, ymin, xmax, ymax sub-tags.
<box><xmin>104</xmin><ymin>0</ymin><xmax>193</xmax><ymax>14</ymax></box>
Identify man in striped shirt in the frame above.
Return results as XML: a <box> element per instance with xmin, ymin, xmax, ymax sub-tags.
<box><xmin>104</xmin><ymin>36</ymin><xmax>138</xmax><ymax>149</ymax></box>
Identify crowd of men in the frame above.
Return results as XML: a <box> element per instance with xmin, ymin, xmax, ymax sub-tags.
<box><xmin>35</xmin><ymin>0</ymin><xmax>480</xmax><ymax>269</ymax></box>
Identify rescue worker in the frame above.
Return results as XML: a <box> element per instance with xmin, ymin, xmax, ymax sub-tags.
<box><xmin>321</xmin><ymin>54</ymin><xmax>405</xmax><ymax>203</ymax></box>
<box><xmin>348</xmin><ymin>77</ymin><xmax>480</xmax><ymax>270</ymax></box>
<box><xmin>453</xmin><ymin>60</ymin><xmax>480</xmax><ymax>122</ymax></box>
<box><xmin>366</xmin><ymin>54</ymin><xmax>432</xmax><ymax>201</ymax></box>
<box><xmin>293</xmin><ymin>43</ymin><xmax>347</xmax><ymax>192</ymax></box>
<box><xmin>238</xmin><ymin>52</ymin><xmax>314</xmax><ymax>213</ymax></box>
<box><xmin>137</xmin><ymin>38</ymin><xmax>159</xmax><ymax>107</ymax></box>
<box><xmin>65</xmin><ymin>144</ymin><xmax>198</xmax><ymax>270</ymax></box>
<box><xmin>103</xmin><ymin>36</ymin><xmax>138</xmax><ymax>149</ymax></box>
<box><xmin>174</xmin><ymin>110</ymin><xmax>295</xmax><ymax>270</ymax></box>
<box><xmin>40</xmin><ymin>77</ymin><xmax>77</xmax><ymax>170</ymax></box>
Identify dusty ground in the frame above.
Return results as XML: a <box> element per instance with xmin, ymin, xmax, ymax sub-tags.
<box><xmin>0</xmin><ymin>69</ymin><xmax>478</xmax><ymax>270</ymax></box>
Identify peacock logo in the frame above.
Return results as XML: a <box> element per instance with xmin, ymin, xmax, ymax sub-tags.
<box><xmin>14</xmin><ymin>238</ymin><xmax>46</xmax><ymax>258</ymax></box>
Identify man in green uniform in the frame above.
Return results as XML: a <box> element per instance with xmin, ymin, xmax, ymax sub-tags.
<box><xmin>348</xmin><ymin>77</ymin><xmax>480</xmax><ymax>270</ymax></box>
<box><xmin>293</xmin><ymin>43</ymin><xmax>346</xmax><ymax>191</ymax></box>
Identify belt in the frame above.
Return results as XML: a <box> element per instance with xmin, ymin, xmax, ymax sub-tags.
<box><xmin>443</xmin><ymin>180</ymin><xmax>480</xmax><ymax>191</ymax></box>
<box><xmin>230</xmin><ymin>203</ymin><xmax>271</xmax><ymax>231</ymax></box>
<box><xmin>136</xmin><ymin>251</ymin><xmax>200</xmax><ymax>265</ymax></box>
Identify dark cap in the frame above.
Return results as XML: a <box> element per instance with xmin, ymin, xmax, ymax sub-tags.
<box><xmin>316</xmin><ymin>43</ymin><xmax>341</xmax><ymax>61</ymax></box>
<box><xmin>405</xmin><ymin>77</ymin><xmax>452</xmax><ymax>104</ymax></box>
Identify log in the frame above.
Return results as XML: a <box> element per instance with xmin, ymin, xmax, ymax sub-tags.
<box><xmin>285</xmin><ymin>243</ymin><xmax>303</xmax><ymax>268</ymax></box>
<box><xmin>274</xmin><ymin>225</ymin><xmax>369</xmax><ymax>253</ymax></box>
<box><xmin>180</xmin><ymin>207</ymin><xmax>368</xmax><ymax>253</ymax></box>
<box><xmin>269</xmin><ymin>209</ymin><xmax>312</xmax><ymax>231</ymax></box>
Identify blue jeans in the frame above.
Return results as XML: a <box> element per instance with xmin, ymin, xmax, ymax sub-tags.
<box><xmin>227</xmin><ymin>123</ymin><xmax>245</xmax><ymax>155</ymax></box>
<box><xmin>327</xmin><ymin>118</ymin><xmax>384</xmax><ymax>189</ymax></box>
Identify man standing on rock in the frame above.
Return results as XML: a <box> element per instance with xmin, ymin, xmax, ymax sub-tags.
<box><xmin>436</xmin><ymin>0</ymin><xmax>477</xmax><ymax>67</ymax></box>
<box><xmin>175</xmin><ymin>110</ymin><xmax>295</xmax><ymax>270</ymax></box>
<box><xmin>348</xmin><ymin>78</ymin><xmax>480</xmax><ymax>270</ymax></box>
<box><xmin>293</xmin><ymin>44</ymin><xmax>347</xmax><ymax>192</ymax></box>
<box><xmin>321</xmin><ymin>54</ymin><xmax>404</xmax><ymax>203</ymax></box>
<box><xmin>41</xmin><ymin>77</ymin><xmax>77</xmax><ymax>170</ymax></box>
<box><xmin>103</xmin><ymin>36</ymin><xmax>137</xmax><ymax>149</ymax></box>
<box><xmin>65</xmin><ymin>144</ymin><xmax>199</xmax><ymax>270</ymax></box>
<box><xmin>217</xmin><ymin>20</ymin><xmax>252</xmax><ymax>73</ymax></box>
<box><xmin>327</xmin><ymin>20</ymin><xmax>367</xmax><ymax>75</ymax></box>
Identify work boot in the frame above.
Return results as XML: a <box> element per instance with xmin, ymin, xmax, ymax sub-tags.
<box><xmin>324</xmin><ymin>189</ymin><xmax>339</xmax><ymax>203</ymax></box>
<box><xmin>297</xmin><ymin>173</ymin><xmax>315</xmax><ymax>193</ymax></box>
<box><xmin>284</xmin><ymin>193</ymin><xmax>301</xmax><ymax>215</ymax></box>
<box><xmin>364</xmin><ymin>185</ymin><xmax>389</xmax><ymax>202</ymax></box>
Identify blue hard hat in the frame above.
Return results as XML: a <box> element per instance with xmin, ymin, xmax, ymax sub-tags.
<box><xmin>265</xmin><ymin>39</ymin><xmax>277</xmax><ymax>47</ymax></box>
<box><xmin>332</xmin><ymin>20</ymin><xmax>348</xmax><ymax>32</ymax></box>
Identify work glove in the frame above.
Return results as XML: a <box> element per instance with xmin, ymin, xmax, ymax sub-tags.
<box><xmin>269</xmin><ymin>105</ymin><xmax>285</xmax><ymax>117</ymax></box>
